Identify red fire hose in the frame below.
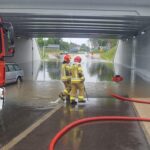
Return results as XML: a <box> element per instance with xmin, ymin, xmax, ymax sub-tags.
<box><xmin>111</xmin><ymin>93</ymin><xmax>150</xmax><ymax>104</ymax></box>
<box><xmin>111</xmin><ymin>75</ymin><xmax>150</xmax><ymax>104</ymax></box>
<box><xmin>49</xmin><ymin>116</ymin><xmax>150</xmax><ymax>150</ymax></box>
<box><xmin>49</xmin><ymin>93</ymin><xmax>150</xmax><ymax>150</ymax></box>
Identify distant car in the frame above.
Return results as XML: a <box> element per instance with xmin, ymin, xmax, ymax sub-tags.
<box><xmin>5</xmin><ymin>63</ymin><xmax>24</xmax><ymax>84</ymax></box>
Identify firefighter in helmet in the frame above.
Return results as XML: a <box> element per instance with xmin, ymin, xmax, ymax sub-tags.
<box><xmin>59</xmin><ymin>54</ymin><xmax>71</xmax><ymax>102</ymax></box>
<box><xmin>70</xmin><ymin>56</ymin><xmax>85</xmax><ymax>104</ymax></box>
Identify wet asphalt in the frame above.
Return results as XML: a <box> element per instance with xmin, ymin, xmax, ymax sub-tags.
<box><xmin>0</xmin><ymin>81</ymin><xmax>63</xmax><ymax>148</ymax></box>
<box><xmin>0</xmin><ymin>56</ymin><xmax>150</xmax><ymax>150</ymax></box>
<box><xmin>12</xmin><ymin>98</ymin><xmax>150</xmax><ymax>150</ymax></box>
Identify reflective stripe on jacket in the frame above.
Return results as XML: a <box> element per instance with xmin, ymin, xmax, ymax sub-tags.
<box><xmin>71</xmin><ymin>63</ymin><xmax>84</xmax><ymax>83</ymax></box>
<box><xmin>61</xmin><ymin>64</ymin><xmax>71</xmax><ymax>81</ymax></box>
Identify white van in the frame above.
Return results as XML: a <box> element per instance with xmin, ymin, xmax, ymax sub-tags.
<box><xmin>5</xmin><ymin>63</ymin><xmax>24</xmax><ymax>84</ymax></box>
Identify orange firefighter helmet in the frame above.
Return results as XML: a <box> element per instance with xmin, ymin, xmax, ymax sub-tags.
<box><xmin>64</xmin><ymin>54</ymin><xmax>71</xmax><ymax>63</ymax></box>
<box><xmin>74</xmin><ymin>56</ymin><xmax>82</xmax><ymax>63</ymax></box>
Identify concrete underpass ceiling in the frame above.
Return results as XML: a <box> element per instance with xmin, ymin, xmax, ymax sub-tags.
<box><xmin>1</xmin><ymin>0</ymin><xmax>150</xmax><ymax>38</ymax></box>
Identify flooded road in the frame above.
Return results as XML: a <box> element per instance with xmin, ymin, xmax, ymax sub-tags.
<box><xmin>36</xmin><ymin>55</ymin><xmax>114</xmax><ymax>83</ymax></box>
<box><xmin>0</xmin><ymin>54</ymin><xmax>150</xmax><ymax>149</ymax></box>
<box><xmin>12</xmin><ymin>98</ymin><xmax>150</xmax><ymax>150</ymax></box>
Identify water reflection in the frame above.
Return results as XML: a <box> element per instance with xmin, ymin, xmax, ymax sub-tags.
<box><xmin>87</xmin><ymin>61</ymin><xmax>114</xmax><ymax>81</ymax></box>
<box><xmin>0</xmin><ymin>88</ymin><xmax>4</xmax><ymax>111</ymax></box>
<box><xmin>59</xmin><ymin>104</ymin><xmax>85</xmax><ymax>149</ymax></box>
<box><xmin>114</xmin><ymin>63</ymin><xmax>150</xmax><ymax>97</ymax></box>
<box><xmin>36</xmin><ymin>58</ymin><xmax>114</xmax><ymax>82</ymax></box>
<box><xmin>36</xmin><ymin>61</ymin><xmax>61</xmax><ymax>81</ymax></box>
<box><xmin>0</xmin><ymin>100</ymin><xmax>3</xmax><ymax>110</ymax></box>
<box><xmin>130</xmin><ymin>70</ymin><xmax>150</xmax><ymax>97</ymax></box>
<box><xmin>35</xmin><ymin>55</ymin><xmax>150</xmax><ymax>97</ymax></box>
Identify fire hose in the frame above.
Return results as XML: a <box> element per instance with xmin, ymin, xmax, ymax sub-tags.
<box><xmin>49</xmin><ymin>116</ymin><xmax>150</xmax><ymax>150</ymax></box>
<box><xmin>111</xmin><ymin>75</ymin><xmax>150</xmax><ymax>104</ymax></box>
<box><xmin>49</xmin><ymin>92</ymin><xmax>150</xmax><ymax>150</ymax></box>
<box><xmin>111</xmin><ymin>93</ymin><xmax>150</xmax><ymax>104</ymax></box>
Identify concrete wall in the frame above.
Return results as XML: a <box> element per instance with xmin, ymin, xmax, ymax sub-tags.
<box><xmin>114</xmin><ymin>40</ymin><xmax>134</xmax><ymax>68</ymax></box>
<box><xmin>114</xmin><ymin>39</ymin><xmax>135</xmax><ymax>85</ymax></box>
<box><xmin>114</xmin><ymin>29</ymin><xmax>150</xmax><ymax>97</ymax></box>
<box><xmin>114</xmin><ymin>29</ymin><xmax>150</xmax><ymax>81</ymax></box>
<box><xmin>135</xmin><ymin>30</ymin><xmax>150</xmax><ymax>81</ymax></box>
<box><xmin>32</xmin><ymin>39</ymin><xmax>41</xmax><ymax>80</ymax></box>
<box><xmin>6</xmin><ymin>38</ymin><xmax>41</xmax><ymax>80</ymax></box>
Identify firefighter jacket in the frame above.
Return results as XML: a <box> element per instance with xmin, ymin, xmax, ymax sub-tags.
<box><xmin>71</xmin><ymin>63</ymin><xmax>85</xmax><ymax>83</ymax></box>
<box><xmin>61</xmin><ymin>63</ymin><xmax>71</xmax><ymax>82</ymax></box>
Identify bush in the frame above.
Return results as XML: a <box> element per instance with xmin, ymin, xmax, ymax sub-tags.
<box><xmin>100</xmin><ymin>46</ymin><xmax>117</xmax><ymax>61</ymax></box>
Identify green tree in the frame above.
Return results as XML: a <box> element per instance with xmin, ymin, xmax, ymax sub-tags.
<box><xmin>98</xmin><ymin>39</ymin><xmax>108</xmax><ymax>47</ymax></box>
<box><xmin>60</xmin><ymin>40</ymin><xmax>70</xmax><ymax>51</ymax></box>
<box><xmin>46</xmin><ymin>38</ymin><xmax>60</xmax><ymax>45</ymax></box>
<box><xmin>70</xmin><ymin>42</ymin><xmax>79</xmax><ymax>49</ymax></box>
<box><xmin>109</xmin><ymin>39</ymin><xmax>117</xmax><ymax>48</ymax></box>
<box><xmin>80</xmin><ymin>44</ymin><xmax>90</xmax><ymax>51</ymax></box>
<box><xmin>89</xmin><ymin>38</ymin><xmax>99</xmax><ymax>50</ymax></box>
<box><xmin>89</xmin><ymin>38</ymin><xmax>118</xmax><ymax>50</ymax></box>
<box><xmin>36</xmin><ymin>38</ymin><xmax>44</xmax><ymax>47</ymax></box>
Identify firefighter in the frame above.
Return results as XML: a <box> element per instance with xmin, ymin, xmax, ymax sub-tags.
<box><xmin>59</xmin><ymin>54</ymin><xmax>71</xmax><ymax>102</ymax></box>
<box><xmin>70</xmin><ymin>56</ymin><xmax>85</xmax><ymax>104</ymax></box>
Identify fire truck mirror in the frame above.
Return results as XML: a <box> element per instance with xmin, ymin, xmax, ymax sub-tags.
<box><xmin>3</xmin><ymin>22</ymin><xmax>15</xmax><ymax>48</ymax></box>
<box><xmin>5</xmin><ymin>24</ymin><xmax>15</xmax><ymax>57</ymax></box>
<box><xmin>8</xmin><ymin>26</ymin><xmax>15</xmax><ymax>46</ymax></box>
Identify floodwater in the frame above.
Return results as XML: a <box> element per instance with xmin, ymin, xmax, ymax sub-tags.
<box><xmin>0</xmin><ymin>54</ymin><xmax>150</xmax><ymax>149</ymax></box>
<box><xmin>36</xmin><ymin>55</ymin><xmax>114</xmax><ymax>82</ymax></box>
<box><xmin>34</xmin><ymin>54</ymin><xmax>136</xmax><ymax>98</ymax></box>
<box><xmin>34</xmin><ymin>54</ymin><xmax>150</xmax><ymax>98</ymax></box>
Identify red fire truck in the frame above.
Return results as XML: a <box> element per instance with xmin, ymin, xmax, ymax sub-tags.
<box><xmin>0</xmin><ymin>17</ymin><xmax>15</xmax><ymax>105</ymax></box>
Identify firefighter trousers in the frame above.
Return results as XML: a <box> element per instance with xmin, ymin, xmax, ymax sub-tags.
<box><xmin>63</xmin><ymin>80</ymin><xmax>71</xmax><ymax>96</ymax></box>
<box><xmin>70</xmin><ymin>82</ymin><xmax>85</xmax><ymax>102</ymax></box>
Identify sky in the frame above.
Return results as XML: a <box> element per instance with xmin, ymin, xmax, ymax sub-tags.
<box><xmin>62</xmin><ymin>38</ymin><xmax>89</xmax><ymax>46</ymax></box>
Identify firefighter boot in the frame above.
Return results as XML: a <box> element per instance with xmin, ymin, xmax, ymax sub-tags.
<box><xmin>78</xmin><ymin>96</ymin><xmax>86</xmax><ymax>103</ymax></box>
<box><xmin>70</xmin><ymin>96</ymin><xmax>77</xmax><ymax>105</ymax></box>
<box><xmin>66</xmin><ymin>95</ymin><xmax>70</xmax><ymax>104</ymax></box>
<box><xmin>71</xmin><ymin>100</ymin><xmax>77</xmax><ymax>105</ymax></box>
<box><xmin>78</xmin><ymin>99</ymin><xmax>86</xmax><ymax>103</ymax></box>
